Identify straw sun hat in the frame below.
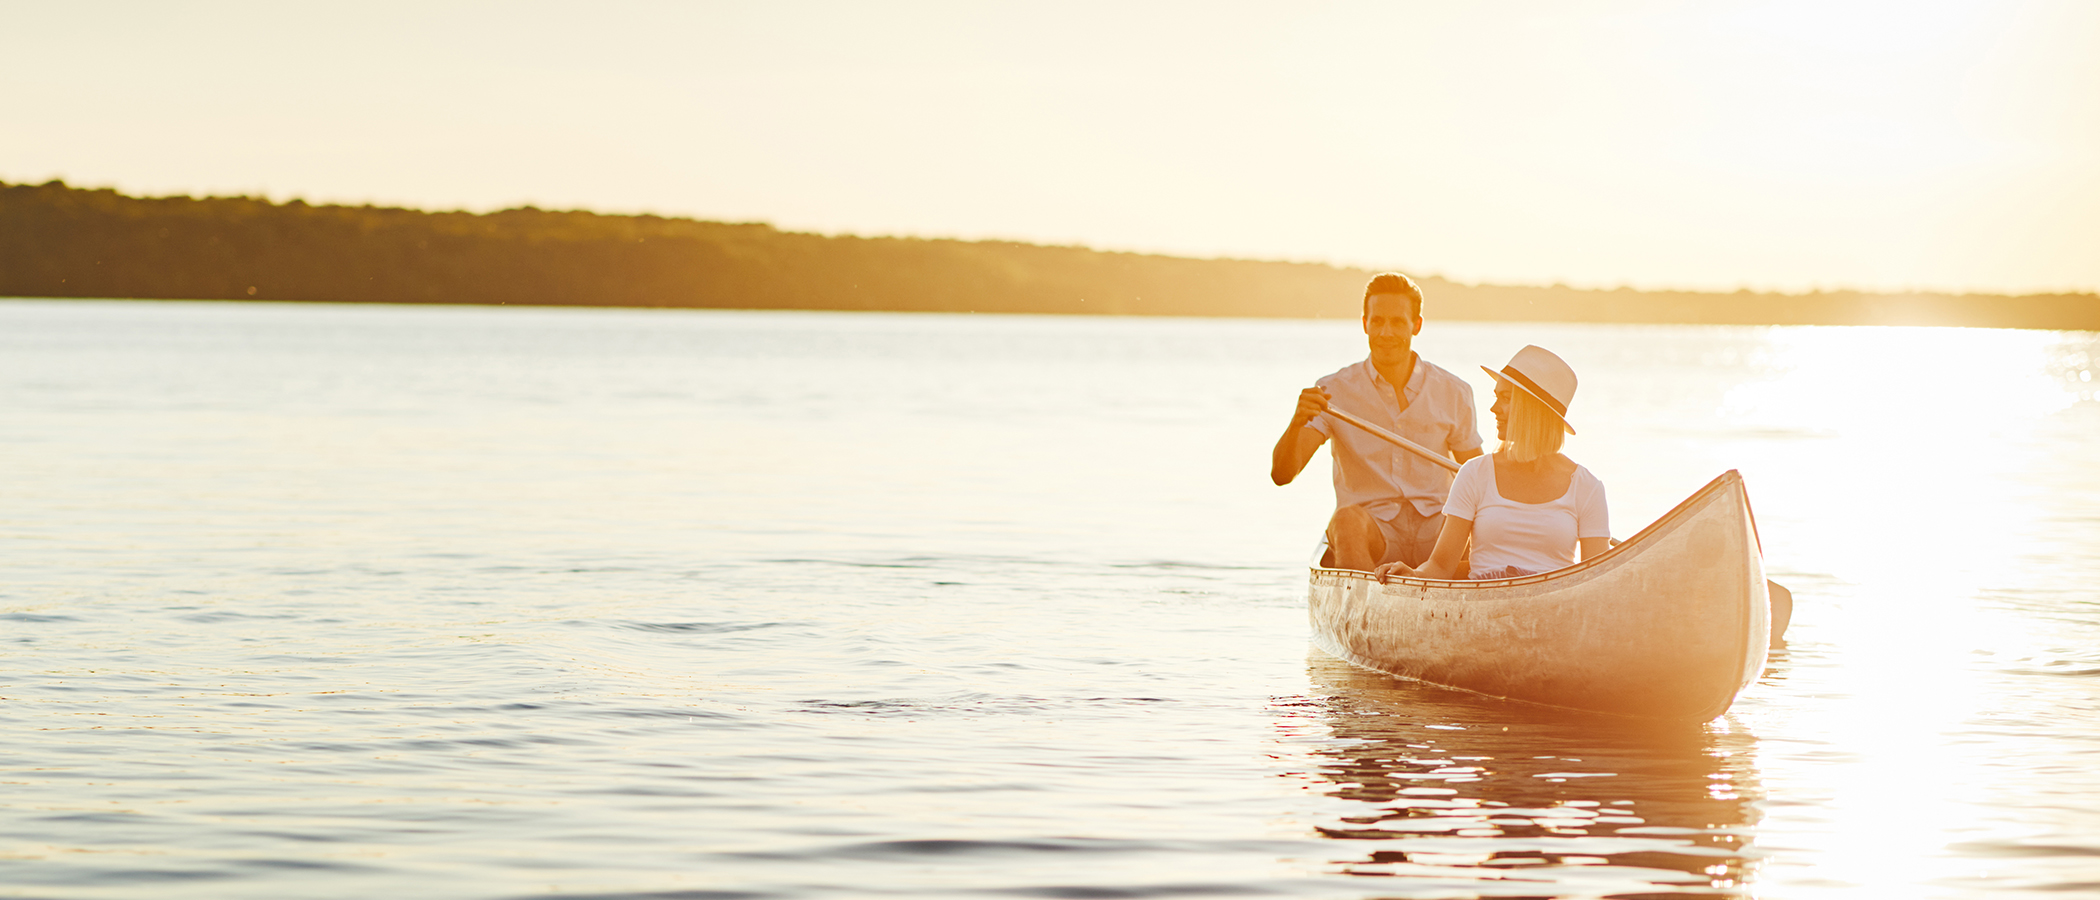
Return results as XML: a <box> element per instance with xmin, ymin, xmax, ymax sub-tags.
<box><xmin>1482</xmin><ymin>345</ymin><xmax>1578</xmax><ymax>435</ymax></box>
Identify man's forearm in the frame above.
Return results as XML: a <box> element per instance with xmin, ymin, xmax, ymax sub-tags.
<box><xmin>1271</xmin><ymin>425</ymin><xmax>1315</xmax><ymax>485</ymax></box>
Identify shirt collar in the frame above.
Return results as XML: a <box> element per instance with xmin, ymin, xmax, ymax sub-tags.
<box><xmin>1362</xmin><ymin>353</ymin><xmax>1425</xmax><ymax>401</ymax></box>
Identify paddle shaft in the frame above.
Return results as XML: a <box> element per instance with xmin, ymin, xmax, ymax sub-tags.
<box><xmin>1322</xmin><ymin>406</ymin><xmax>1462</xmax><ymax>473</ymax></box>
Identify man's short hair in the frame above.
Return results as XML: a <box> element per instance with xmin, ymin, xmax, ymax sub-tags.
<box><xmin>1363</xmin><ymin>273</ymin><xmax>1424</xmax><ymax>318</ymax></box>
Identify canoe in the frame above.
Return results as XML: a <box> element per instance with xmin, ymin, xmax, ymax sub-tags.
<box><xmin>1308</xmin><ymin>470</ymin><xmax>1771</xmax><ymax>723</ymax></box>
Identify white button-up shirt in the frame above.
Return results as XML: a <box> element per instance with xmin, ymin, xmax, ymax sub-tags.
<box><xmin>1308</xmin><ymin>355</ymin><xmax>1484</xmax><ymax>520</ymax></box>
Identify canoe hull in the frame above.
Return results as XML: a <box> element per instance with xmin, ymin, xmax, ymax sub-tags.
<box><xmin>1309</xmin><ymin>470</ymin><xmax>1769</xmax><ymax>723</ymax></box>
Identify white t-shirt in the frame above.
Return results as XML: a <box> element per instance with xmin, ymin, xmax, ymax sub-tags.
<box><xmin>1443</xmin><ymin>455</ymin><xmax>1610</xmax><ymax>579</ymax></box>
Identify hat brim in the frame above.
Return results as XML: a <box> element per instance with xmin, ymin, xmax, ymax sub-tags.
<box><xmin>1483</xmin><ymin>366</ymin><xmax>1576</xmax><ymax>435</ymax></box>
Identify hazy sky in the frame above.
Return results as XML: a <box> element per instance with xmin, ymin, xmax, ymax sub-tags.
<box><xmin>6</xmin><ymin>0</ymin><xmax>2097</xmax><ymax>295</ymax></box>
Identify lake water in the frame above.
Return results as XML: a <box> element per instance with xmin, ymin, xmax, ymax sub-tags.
<box><xmin>4</xmin><ymin>299</ymin><xmax>2100</xmax><ymax>899</ymax></box>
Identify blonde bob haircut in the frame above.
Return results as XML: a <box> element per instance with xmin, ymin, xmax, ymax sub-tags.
<box><xmin>1500</xmin><ymin>387</ymin><xmax>1566</xmax><ymax>463</ymax></box>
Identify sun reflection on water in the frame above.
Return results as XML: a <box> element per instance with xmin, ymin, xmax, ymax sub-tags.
<box><xmin>1685</xmin><ymin>326</ymin><xmax>2100</xmax><ymax>895</ymax></box>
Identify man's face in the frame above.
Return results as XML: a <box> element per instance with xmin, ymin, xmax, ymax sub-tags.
<box><xmin>1362</xmin><ymin>292</ymin><xmax>1421</xmax><ymax>367</ymax></box>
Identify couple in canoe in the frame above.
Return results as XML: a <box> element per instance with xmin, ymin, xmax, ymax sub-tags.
<box><xmin>1271</xmin><ymin>273</ymin><xmax>1608</xmax><ymax>582</ymax></box>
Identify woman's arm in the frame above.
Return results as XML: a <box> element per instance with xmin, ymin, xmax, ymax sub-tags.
<box><xmin>1375</xmin><ymin>516</ymin><xmax>1473</xmax><ymax>582</ymax></box>
<box><xmin>1574</xmin><ymin>467</ymin><xmax>1610</xmax><ymax>564</ymax></box>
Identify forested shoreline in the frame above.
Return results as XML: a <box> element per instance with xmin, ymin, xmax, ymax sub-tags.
<box><xmin>5</xmin><ymin>179</ymin><xmax>2096</xmax><ymax>330</ymax></box>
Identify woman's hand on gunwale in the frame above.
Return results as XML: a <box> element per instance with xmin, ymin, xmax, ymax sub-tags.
<box><xmin>1374</xmin><ymin>561</ymin><xmax>1416</xmax><ymax>584</ymax></box>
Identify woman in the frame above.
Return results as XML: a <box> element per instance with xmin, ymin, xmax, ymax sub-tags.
<box><xmin>1376</xmin><ymin>345</ymin><xmax>1608</xmax><ymax>582</ymax></box>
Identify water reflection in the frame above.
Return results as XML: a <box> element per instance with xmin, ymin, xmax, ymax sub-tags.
<box><xmin>1282</xmin><ymin>653</ymin><xmax>1765</xmax><ymax>897</ymax></box>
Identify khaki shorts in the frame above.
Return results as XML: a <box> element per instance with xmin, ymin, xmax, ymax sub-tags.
<box><xmin>1373</xmin><ymin>506</ymin><xmax>1445</xmax><ymax>568</ymax></box>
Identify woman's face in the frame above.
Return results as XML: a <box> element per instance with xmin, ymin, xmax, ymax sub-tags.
<box><xmin>1490</xmin><ymin>382</ymin><xmax>1513</xmax><ymax>441</ymax></box>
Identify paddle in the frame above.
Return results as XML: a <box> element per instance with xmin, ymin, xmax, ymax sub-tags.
<box><xmin>1321</xmin><ymin>405</ymin><xmax>1461</xmax><ymax>473</ymax></box>
<box><xmin>1327</xmin><ymin>404</ymin><xmax>1793</xmax><ymax>647</ymax></box>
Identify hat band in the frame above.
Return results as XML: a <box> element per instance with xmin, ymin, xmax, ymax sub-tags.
<box><xmin>1500</xmin><ymin>365</ymin><xmax>1568</xmax><ymax>418</ymax></box>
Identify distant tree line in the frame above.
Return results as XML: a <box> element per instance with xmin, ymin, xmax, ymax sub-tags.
<box><xmin>3</xmin><ymin>179</ymin><xmax>2096</xmax><ymax>330</ymax></box>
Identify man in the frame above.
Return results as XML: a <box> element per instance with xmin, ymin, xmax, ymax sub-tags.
<box><xmin>1271</xmin><ymin>272</ymin><xmax>1483</xmax><ymax>570</ymax></box>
